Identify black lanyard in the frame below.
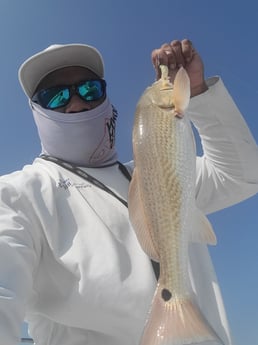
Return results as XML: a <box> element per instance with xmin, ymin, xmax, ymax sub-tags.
<box><xmin>39</xmin><ymin>154</ymin><xmax>160</xmax><ymax>280</ymax></box>
<box><xmin>40</xmin><ymin>154</ymin><xmax>130</xmax><ymax>208</ymax></box>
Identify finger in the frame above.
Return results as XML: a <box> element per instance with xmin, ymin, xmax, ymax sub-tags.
<box><xmin>160</xmin><ymin>43</ymin><xmax>177</xmax><ymax>70</ymax></box>
<box><xmin>181</xmin><ymin>39</ymin><xmax>194</xmax><ymax>63</ymax></box>
<box><xmin>151</xmin><ymin>48</ymin><xmax>169</xmax><ymax>79</ymax></box>
<box><xmin>152</xmin><ymin>45</ymin><xmax>171</xmax><ymax>66</ymax></box>
<box><xmin>170</xmin><ymin>40</ymin><xmax>185</xmax><ymax>67</ymax></box>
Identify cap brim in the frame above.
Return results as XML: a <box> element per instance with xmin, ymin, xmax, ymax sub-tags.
<box><xmin>19</xmin><ymin>44</ymin><xmax>105</xmax><ymax>98</ymax></box>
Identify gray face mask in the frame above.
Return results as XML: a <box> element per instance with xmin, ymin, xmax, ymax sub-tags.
<box><xmin>30</xmin><ymin>97</ymin><xmax>118</xmax><ymax>167</ymax></box>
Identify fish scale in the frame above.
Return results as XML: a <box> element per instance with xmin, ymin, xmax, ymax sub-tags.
<box><xmin>134</xmin><ymin>106</ymin><xmax>193</xmax><ymax>295</ymax></box>
<box><xmin>128</xmin><ymin>66</ymin><xmax>223</xmax><ymax>345</ymax></box>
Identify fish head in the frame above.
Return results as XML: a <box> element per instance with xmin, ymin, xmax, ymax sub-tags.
<box><xmin>147</xmin><ymin>79</ymin><xmax>176</xmax><ymax>110</ymax></box>
<box><xmin>136</xmin><ymin>67</ymin><xmax>190</xmax><ymax>117</ymax></box>
<box><xmin>148</xmin><ymin>67</ymin><xmax>190</xmax><ymax>116</ymax></box>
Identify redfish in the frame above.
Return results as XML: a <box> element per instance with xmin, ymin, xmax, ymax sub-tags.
<box><xmin>128</xmin><ymin>66</ymin><xmax>223</xmax><ymax>345</ymax></box>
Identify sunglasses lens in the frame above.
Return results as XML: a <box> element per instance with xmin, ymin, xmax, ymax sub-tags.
<box><xmin>78</xmin><ymin>80</ymin><xmax>105</xmax><ymax>101</ymax></box>
<box><xmin>38</xmin><ymin>87</ymin><xmax>70</xmax><ymax>109</ymax></box>
<box><xmin>32</xmin><ymin>80</ymin><xmax>106</xmax><ymax>109</ymax></box>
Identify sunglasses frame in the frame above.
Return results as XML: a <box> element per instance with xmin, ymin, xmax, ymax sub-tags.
<box><xmin>32</xmin><ymin>79</ymin><xmax>107</xmax><ymax>110</ymax></box>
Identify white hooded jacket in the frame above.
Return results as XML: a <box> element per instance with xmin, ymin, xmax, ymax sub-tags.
<box><xmin>0</xmin><ymin>78</ymin><xmax>258</xmax><ymax>345</ymax></box>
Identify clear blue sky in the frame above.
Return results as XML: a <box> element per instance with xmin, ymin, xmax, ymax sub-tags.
<box><xmin>0</xmin><ymin>1</ymin><xmax>257</xmax><ymax>344</ymax></box>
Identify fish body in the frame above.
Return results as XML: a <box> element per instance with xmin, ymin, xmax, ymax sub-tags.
<box><xmin>128</xmin><ymin>67</ymin><xmax>222</xmax><ymax>345</ymax></box>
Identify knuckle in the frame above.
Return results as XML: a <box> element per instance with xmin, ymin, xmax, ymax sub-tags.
<box><xmin>170</xmin><ymin>40</ymin><xmax>181</xmax><ymax>47</ymax></box>
<box><xmin>182</xmin><ymin>38</ymin><xmax>192</xmax><ymax>46</ymax></box>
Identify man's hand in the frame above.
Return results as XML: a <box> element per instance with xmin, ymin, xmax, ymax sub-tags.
<box><xmin>151</xmin><ymin>39</ymin><xmax>208</xmax><ymax>97</ymax></box>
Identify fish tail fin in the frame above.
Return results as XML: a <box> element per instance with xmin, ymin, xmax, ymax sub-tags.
<box><xmin>140</xmin><ymin>284</ymin><xmax>224</xmax><ymax>345</ymax></box>
<box><xmin>173</xmin><ymin>67</ymin><xmax>191</xmax><ymax>115</ymax></box>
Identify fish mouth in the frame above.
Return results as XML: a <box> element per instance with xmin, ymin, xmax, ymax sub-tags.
<box><xmin>158</xmin><ymin>104</ymin><xmax>174</xmax><ymax>109</ymax></box>
<box><xmin>157</xmin><ymin>104</ymin><xmax>185</xmax><ymax>118</ymax></box>
<box><xmin>159</xmin><ymin>86</ymin><xmax>173</xmax><ymax>91</ymax></box>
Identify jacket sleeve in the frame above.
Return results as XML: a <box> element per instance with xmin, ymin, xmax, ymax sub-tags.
<box><xmin>187</xmin><ymin>76</ymin><xmax>258</xmax><ymax>214</ymax></box>
<box><xmin>0</xmin><ymin>181</ymin><xmax>41</xmax><ymax>345</ymax></box>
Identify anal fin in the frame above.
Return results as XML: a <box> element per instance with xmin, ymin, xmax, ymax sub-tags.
<box><xmin>190</xmin><ymin>207</ymin><xmax>217</xmax><ymax>245</ymax></box>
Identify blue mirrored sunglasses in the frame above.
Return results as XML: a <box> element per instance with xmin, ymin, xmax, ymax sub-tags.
<box><xmin>32</xmin><ymin>79</ymin><xmax>106</xmax><ymax>110</ymax></box>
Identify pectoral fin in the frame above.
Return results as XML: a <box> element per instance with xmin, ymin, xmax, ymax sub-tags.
<box><xmin>128</xmin><ymin>168</ymin><xmax>159</xmax><ymax>261</ymax></box>
<box><xmin>173</xmin><ymin>67</ymin><xmax>191</xmax><ymax>115</ymax></box>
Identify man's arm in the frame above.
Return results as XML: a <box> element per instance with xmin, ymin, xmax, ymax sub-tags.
<box><xmin>188</xmin><ymin>76</ymin><xmax>258</xmax><ymax>214</ymax></box>
<box><xmin>0</xmin><ymin>181</ymin><xmax>39</xmax><ymax>345</ymax></box>
<box><xmin>151</xmin><ymin>38</ymin><xmax>258</xmax><ymax>214</ymax></box>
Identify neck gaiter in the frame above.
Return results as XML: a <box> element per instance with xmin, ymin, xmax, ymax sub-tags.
<box><xmin>30</xmin><ymin>97</ymin><xmax>118</xmax><ymax>167</ymax></box>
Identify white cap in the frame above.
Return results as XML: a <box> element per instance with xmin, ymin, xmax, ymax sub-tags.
<box><xmin>18</xmin><ymin>43</ymin><xmax>105</xmax><ymax>98</ymax></box>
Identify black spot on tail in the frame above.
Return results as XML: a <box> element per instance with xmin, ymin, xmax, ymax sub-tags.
<box><xmin>161</xmin><ymin>288</ymin><xmax>172</xmax><ymax>301</ymax></box>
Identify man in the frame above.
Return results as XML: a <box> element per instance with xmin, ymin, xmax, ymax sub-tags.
<box><xmin>1</xmin><ymin>39</ymin><xmax>258</xmax><ymax>345</ymax></box>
